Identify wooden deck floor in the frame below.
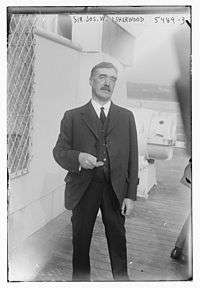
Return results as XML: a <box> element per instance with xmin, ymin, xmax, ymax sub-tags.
<box><xmin>9</xmin><ymin>148</ymin><xmax>192</xmax><ymax>282</ymax></box>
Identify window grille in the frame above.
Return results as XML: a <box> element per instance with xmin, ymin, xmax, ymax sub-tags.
<box><xmin>7</xmin><ymin>13</ymin><xmax>72</xmax><ymax>178</ymax></box>
<box><xmin>7</xmin><ymin>14</ymin><xmax>36</xmax><ymax>178</ymax></box>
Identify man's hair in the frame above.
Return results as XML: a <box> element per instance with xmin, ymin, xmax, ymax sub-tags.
<box><xmin>90</xmin><ymin>62</ymin><xmax>118</xmax><ymax>78</ymax></box>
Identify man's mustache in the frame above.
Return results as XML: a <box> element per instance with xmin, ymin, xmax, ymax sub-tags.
<box><xmin>101</xmin><ymin>86</ymin><xmax>111</xmax><ymax>92</ymax></box>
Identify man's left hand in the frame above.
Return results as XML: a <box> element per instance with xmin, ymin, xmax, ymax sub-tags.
<box><xmin>121</xmin><ymin>198</ymin><xmax>134</xmax><ymax>216</ymax></box>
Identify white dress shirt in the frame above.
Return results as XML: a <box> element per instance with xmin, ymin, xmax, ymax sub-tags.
<box><xmin>91</xmin><ymin>99</ymin><xmax>111</xmax><ymax>118</ymax></box>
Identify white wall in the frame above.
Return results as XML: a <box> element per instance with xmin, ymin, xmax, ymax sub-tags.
<box><xmin>8</xmin><ymin>31</ymin><xmax>81</xmax><ymax>251</ymax></box>
<box><xmin>72</xmin><ymin>15</ymin><xmax>103</xmax><ymax>51</ymax></box>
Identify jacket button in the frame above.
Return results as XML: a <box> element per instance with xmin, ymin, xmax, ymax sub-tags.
<box><xmin>103</xmin><ymin>158</ymin><xmax>106</xmax><ymax>161</ymax></box>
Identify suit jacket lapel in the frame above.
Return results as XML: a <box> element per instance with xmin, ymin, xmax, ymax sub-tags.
<box><xmin>81</xmin><ymin>101</ymin><xmax>100</xmax><ymax>140</ymax></box>
<box><xmin>106</xmin><ymin>102</ymin><xmax>120</xmax><ymax>136</ymax></box>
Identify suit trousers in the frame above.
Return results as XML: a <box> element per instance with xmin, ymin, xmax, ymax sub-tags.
<box><xmin>71</xmin><ymin>174</ymin><xmax>128</xmax><ymax>281</ymax></box>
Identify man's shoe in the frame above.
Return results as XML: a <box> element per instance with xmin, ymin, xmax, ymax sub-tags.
<box><xmin>170</xmin><ymin>247</ymin><xmax>183</xmax><ymax>260</ymax></box>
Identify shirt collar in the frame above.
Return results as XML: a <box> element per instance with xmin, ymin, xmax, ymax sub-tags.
<box><xmin>91</xmin><ymin>99</ymin><xmax>111</xmax><ymax>117</ymax></box>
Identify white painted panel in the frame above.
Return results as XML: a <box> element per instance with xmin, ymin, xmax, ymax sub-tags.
<box><xmin>8</xmin><ymin>193</ymin><xmax>53</xmax><ymax>251</ymax></box>
<box><xmin>52</xmin><ymin>185</ymin><xmax>66</xmax><ymax>218</ymax></box>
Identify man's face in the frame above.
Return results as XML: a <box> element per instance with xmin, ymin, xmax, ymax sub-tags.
<box><xmin>89</xmin><ymin>67</ymin><xmax>117</xmax><ymax>101</ymax></box>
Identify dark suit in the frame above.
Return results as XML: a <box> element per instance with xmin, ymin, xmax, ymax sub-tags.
<box><xmin>53</xmin><ymin>101</ymin><xmax>138</xmax><ymax>280</ymax></box>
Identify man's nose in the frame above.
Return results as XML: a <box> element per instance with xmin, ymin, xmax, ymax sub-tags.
<box><xmin>104</xmin><ymin>77</ymin><xmax>110</xmax><ymax>85</ymax></box>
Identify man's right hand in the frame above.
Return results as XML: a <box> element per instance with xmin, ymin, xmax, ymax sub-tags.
<box><xmin>78</xmin><ymin>152</ymin><xmax>104</xmax><ymax>170</ymax></box>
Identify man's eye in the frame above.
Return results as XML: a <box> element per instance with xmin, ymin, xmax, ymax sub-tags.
<box><xmin>111</xmin><ymin>77</ymin><xmax>117</xmax><ymax>82</ymax></box>
<box><xmin>99</xmin><ymin>75</ymin><xmax>105</xmax><ymax>79</ymax></box>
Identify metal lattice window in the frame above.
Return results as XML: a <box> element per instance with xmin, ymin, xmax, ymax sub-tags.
<box><xmin>7</xmin><ymin>14</ymin><xmax>36</xmax><ymax>178</ymax></box>
<box><xmin>7</xmin><ymin>13</ymin><xmax>73</xmax><ymax>178</ymax></box>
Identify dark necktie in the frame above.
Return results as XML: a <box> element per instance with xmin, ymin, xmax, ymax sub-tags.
<box><xmin>100</xmin><ymin>107</ymin><xmax>106</xmax><ymax>125</ymax></box>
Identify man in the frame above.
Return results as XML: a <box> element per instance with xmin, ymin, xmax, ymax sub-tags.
<box><xmin>53</xmin><ymin>62</ymin><xmax>139</xmax><ymax>281</ymax></box>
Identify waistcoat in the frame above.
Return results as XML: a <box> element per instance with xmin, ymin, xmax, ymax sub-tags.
<box><xmin>93</xmin><ymin>116</ymin><xmax>110</xmax><ymax>182</ymax></box>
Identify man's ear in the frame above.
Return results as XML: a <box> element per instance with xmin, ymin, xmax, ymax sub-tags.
<box><xmin>89</xmin><ymin>78</ymin><xmax>92</xmax><ymax>87</ymax></box>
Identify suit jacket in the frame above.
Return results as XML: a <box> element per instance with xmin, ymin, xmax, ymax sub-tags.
<box><xmin>53</xmin><ymin>101</ymin><xmax>138</xmax><ymax>210</ymax></box>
